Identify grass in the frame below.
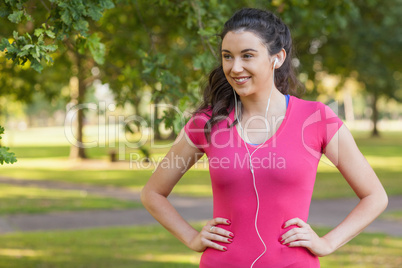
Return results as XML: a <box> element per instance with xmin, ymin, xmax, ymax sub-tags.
<box><xmin>380</xmin><ymin>210</ymin><xmax>402</xmax><ymax>222</ymax></box>
<box><xmin>0</xmin><ymin>223</ymin><xmax>400</xmax><ymax>268</ymax></box>
<box><xmin>0</xmin><ymin>185</ymin><xmax>142</xmax><ymax>214</ymax></box>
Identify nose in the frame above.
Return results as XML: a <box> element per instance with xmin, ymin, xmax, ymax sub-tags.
<box><xmin>231</xmin><ymin>58</ymin><xmax>244</xmax><ymax>74</ymax></box>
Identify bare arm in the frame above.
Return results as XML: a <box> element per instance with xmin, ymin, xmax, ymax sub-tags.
<box><xmin>319</xmin><ymin>124</ymin><xmax>388</xmax><ymax>252</ymax></box>
<box><xmin>140</xmin><ymin>128</ymin><xmax>233</xmax><ymax>252</ymax></box>
<box><xmin>281</xmin><ymin>124</ymin><xmax>388</xmax><ymax>256</ymax></box>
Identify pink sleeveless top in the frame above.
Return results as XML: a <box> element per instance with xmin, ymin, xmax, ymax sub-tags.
<box><xmin>184</xmin><ymin>96</ymin><xmax>343</xmax><ymax>267</ymax></box>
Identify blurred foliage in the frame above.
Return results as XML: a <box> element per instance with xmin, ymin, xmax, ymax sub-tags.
<box><xmin>0</xmin><ymin>125</ymin><xmax>17</xmax><ymax>165</ymax></box>
<box><xmin>0</xmin><ymin>0</ymin><xmax>114</xmax><ymax>72</ymax></box>
<box><xmin>0</xmin><ymin>0</ymin><xmax>401</xmax><ymax>140</ymax></box>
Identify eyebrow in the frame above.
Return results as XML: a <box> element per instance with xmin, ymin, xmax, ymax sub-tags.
<box><xmin>221</xmin><ymin>48</ymin><xmax>258</xmax><ymax>53</ymax></box>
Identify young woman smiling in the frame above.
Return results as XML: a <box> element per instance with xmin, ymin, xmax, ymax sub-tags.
<box><xmin>141</xmin><ymin>8</ymin><xmax>388</xmax><ymax>267</ymax></box>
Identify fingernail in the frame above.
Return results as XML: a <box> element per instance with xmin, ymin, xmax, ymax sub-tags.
<box><xmin>282</xmin><ymin>223</ymin><xmax>286</xmax><ymax>228</ymax></box>
<box><xmin>226</xmin><ymin>220</ymin><xmax>231</xmax><ymax>224</ymax></box>
<box><xmin>223</xmin><ymin>247</ymin><xmax>227</xmax><ymax>251</ymax></box>
<box><xmin>278</xmin><ymin>237</ymin><xmax>282</xmax><ymax>242</ymax></box>
<box><xmin>228</xmin><ymin>238</ymin><xmax>233</xmax><ymax>243</ymax></box>
<box><xmin>229</xmin><ymin>233</ymin><xmax>234</xmax><ymax>238</ymax></box>
<box><xmin>285</xmin><ymin>243</ymin><xmax>290</xmax><ymax>246</ymax></box>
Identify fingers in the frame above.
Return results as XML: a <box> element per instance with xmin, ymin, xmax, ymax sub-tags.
<box><xmin>208</xmin><ymin>217</ymin><xmax>233</xmax><ymax>238</ymax></box>
<box><xmin>202</xmin><ymin>217</ymin><xmax>233</xmax><ymax>251</ymax></box>
<box><xmin>210</xmin><ymin>217</ymin><xmax>232</xmax><ymax>227</ymax></box>
<box><xmin>279</xmin><ymin>227</ymin><xmax>310</xmax><ymax>246</ymax></box>
<box><xmin>279</xmin><ymin>218</ymin><xmax>313</xmax><ymax>248</ymax></box>
<box><xmin>282</xmin><ymin>217</ymin><xmax>309</xmax><ymax>229</ymax></box>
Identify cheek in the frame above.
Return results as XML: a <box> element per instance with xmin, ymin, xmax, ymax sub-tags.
<box><xmin>222</xmin><ymin>65</ymin><xmax>231</xmax><ymax>78</ymax></box>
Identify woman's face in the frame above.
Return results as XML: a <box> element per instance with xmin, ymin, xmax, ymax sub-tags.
<box><xmin>221</xmin><ymin>31</ymin><xmax>274</xmax><ymax>98</ymax></box>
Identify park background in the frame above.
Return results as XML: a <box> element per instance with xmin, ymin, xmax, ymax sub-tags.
<box><xmin>0</xmin><ymin>0</ymin><xmax>401</xmax><ymax>267</ymax></box>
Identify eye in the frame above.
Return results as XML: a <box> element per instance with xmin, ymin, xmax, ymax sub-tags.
<box><xmin>222</xmin><ymin>54</ymin><xmax>232</xmax><ymax>60</ymax></box>
<box><xmin>243</xmin><ymin>54</ymin><xmax>253</xmax><ymax>59</ymax></box>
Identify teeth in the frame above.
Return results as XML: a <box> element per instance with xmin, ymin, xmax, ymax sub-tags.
<box><xmin>234</xmin><ymin>77</ymin><xmax>249</xmax><ymax>82</ymax></box>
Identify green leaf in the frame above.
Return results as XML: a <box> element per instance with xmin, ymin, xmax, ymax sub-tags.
<box><xmin>30</xmin><ymin>59</ymin><xmax>43</xmax><ymax>73</ymax></box>
<box><xmin>13</xmin><ymin>31</ymin><xmax>19</xmax><ymax>40</ymax></box>
<box><xmin>100</xmin><ymin>0</ymin><xmax>115</xmax><ymax>9</ymax></box>
<box><xmin>60</xmin><ymin>9</ymin><xmax>72</xmax><ymax>25</ymax></box>
<box><xmin>0</xmin><ymin>38</ymin><xmax>10</xmax><ymax>51</ymax></box>
<box><xmin>0</xmin><ymin>126</ymin><xmax>17</xmax><ymax>165</ymax></box>
<box><xmin>21</xmin><ymin>44</ymin><xmax>34</xmax><ymax>50</ymax></box>
<box><xmin>87</xmin><ymin>34</ymin><xmax>105</xmax><ymax>64</ymax></box>
<box><xmin>73</xmin><ymin>19</ymin><xmax>89</xmax><ymax>34</ymax></box>
<box><xmin>7</xmin><ymin>10</ymin><xmax>23</xmax><ymax>23</ymax></box>
<box><xmin>87</xmin><ymin>5</ymin><xmax>103</xmax><ymax>21</ymax></box>
<box><xmin>17</xmin><ymin>50</ymin><xmax>29</xmax><ymax>57</ymax></box>
<box><xmin>35</xmin><ymin>46</ymin><xmax>40</xmax><ymax>58</ymax></box>
<box><xmin>43</xmin><ymin>44</ymin><xmax>58</xmax><ymax>52</ymax></box>
<box><xmin>0</xmin><ymin>147</ymin><xmax>17</xmax><ymax>165</ymax></box>
<box><xmin>0</xmin><ymin>7</ymin><xmax>11</xmax><ymax>18</ymax></box>
<box><xmin>34</xmin><ymin>28</ymin><xmax>44</xmax><ymax>37</ymax></box>
<box><xmin>45</xmin><ymin>30</ymin><xmax>56</xmax><ymax>39</ymax></box>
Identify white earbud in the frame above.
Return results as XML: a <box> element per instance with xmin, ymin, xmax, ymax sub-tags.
<box><xmin>274</xmin><ymin>58</ymin><xmax>278</xmax><ymax>68</ymax></box>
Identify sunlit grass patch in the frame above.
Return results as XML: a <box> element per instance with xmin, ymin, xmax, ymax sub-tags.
<box><xmin>317</xmin><ymin>228</ymin><xmax>402</xmax><ymax>267</ymax></box>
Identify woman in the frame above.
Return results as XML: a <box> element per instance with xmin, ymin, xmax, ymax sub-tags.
<box><xmin>141</xmin><ymin>8</ymin><xmax>388</xmax><ymax>267</ymax></box>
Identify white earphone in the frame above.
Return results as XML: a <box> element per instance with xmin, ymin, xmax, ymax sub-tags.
<box><xmin>274</xmin><ymin>58</ymin><xmax>278</xmax><ymax>68</ymax></box>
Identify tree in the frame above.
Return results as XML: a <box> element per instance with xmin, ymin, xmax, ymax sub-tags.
<box><xmin>0</xmin><ymin>0</ymin><xmax>114</xmax><ymax>158</ymax></box>
<box><xmin>3</xmin><ymin>0</ymin><xmax>398</xmax><ymax>153</ymax></box>
<box><xmin>304</xmin><ymin>0</ymin><xmax>402</xmax><ymax>136</ymax></box>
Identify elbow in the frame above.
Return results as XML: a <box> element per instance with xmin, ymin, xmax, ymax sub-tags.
<box><xmin>373</xmin><ymin>188</ymin><xmax>389</xmax><ymax>215</ymax></box>
<box><xmin>140</xmin><ymin>186</ymin><xmax>164</xmax><ymax>210</ymax></box>
<box><xmin>140</xmin><ymin>186</ymin><xmax>150</xmax><ymax>208</ymax></box>
<box><xmin>380</xmin><ymin>190</ymin><xmax>389</xmax><ymax>213</ymax></box>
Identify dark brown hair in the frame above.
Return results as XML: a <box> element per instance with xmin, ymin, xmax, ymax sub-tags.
<box><xmin>194</xmin><ymin>8</ymin><xmax>303</xmax><ymax>141</ymax></box>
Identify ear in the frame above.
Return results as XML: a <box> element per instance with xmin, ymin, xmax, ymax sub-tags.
<box><xmin>272</xmin><ymin>48</ymin><xmax>287</xmax><ymax>69</ymax></box>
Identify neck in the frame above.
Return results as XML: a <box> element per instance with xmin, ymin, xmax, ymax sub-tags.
<box><xmin>239</xmin><ymin>87</ymin><xmax>284</xmax><ymax>118</ymax></box>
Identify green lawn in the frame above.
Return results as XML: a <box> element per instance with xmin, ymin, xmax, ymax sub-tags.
<box><xmin>0</xmin><ymin>184</ymin><xmax>142</xmax><ymax>214</ymax></box>
<box><xmin>0</xmin><ymin>223</ymin><xmax>400</xmax><ymax>268</ymax></box>
<box><xmin>380</xmin><ymin>210</ymin><xmax>402</xmax><ymax>222</ymax></box>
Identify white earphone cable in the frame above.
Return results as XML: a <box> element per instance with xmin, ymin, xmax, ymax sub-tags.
<box><xmin>233</xmin><ymin>60</ymin><xmax>277</xmax><ymax>267</ymax></box>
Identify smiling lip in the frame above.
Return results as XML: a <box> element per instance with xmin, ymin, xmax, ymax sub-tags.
<box><xmin>232</xmin><ymin>76</ymin><xmax>251</xmax><ymax>85</ymax></box>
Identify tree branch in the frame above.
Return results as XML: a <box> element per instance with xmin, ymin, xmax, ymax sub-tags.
<box><xmin>191</xmin><ymin>1</ymin><xmax>218</xmax><ymax>61</ymax></box>
<box><xmin>39</xmin><ymin>0</ymin><xmax>51</xmax><ymax>13</ymax></box>
<box><xmin>134</xmin><ymin>1</ymin><xmax>155</xmax><ymax>53</ymax></box>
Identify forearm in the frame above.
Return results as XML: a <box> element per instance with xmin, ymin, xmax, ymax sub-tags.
<box><xmin>322</xmin><ymin>191</ymin><xmax>388</xmax><ymax>253</ymax></box>
<box><xmin>140</xmin><ymin>188</ymin><xmax>199</xmax><ymax>248</ymax></box>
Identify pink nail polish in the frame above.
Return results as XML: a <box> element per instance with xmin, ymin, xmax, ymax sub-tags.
<box><xmin>278</xmin><ymin>237</ymin><xmax>282</xmax><ymax>242</ymax></box>
<box><xmin>229</xmin><ymin>233</ymin><xmax>234</xmax><ymax>238</ymax></box>
<box><xmin>228</xmin><ymin>238</ymin><xmax>233</xmax><ymax>243</ymax></box>
<box><xmin>223</xmin><ymin>247</ymin><xmax>228</xmax><ymax>251</ymax></box>
<box><xmin>282</xmin><ymin>223</ymin><xmax>286</xmax><ymax>229</ymax></box>
<box><xmin>226</xmin><ymin>220</ymin><xmax>231</xmax><ymax>224</ymax></box>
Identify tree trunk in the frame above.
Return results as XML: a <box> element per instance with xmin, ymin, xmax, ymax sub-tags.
<box><xmin>153</xmin><ymin>96</ymin><xmax>162</xmax><ymax>140</ymax></box>
<box><xmin>343</xmin><ymin>87</ymin><xmax>354</xmax><ymax>122</ymax></box>
<box><xmin>371</xmin><ymin>92</ymin><xmax>380</xmax><ymax>137</ymax></box>
<box><xmin>69</xmin><ymin>53</ymin><xmax>88</xmax><ymax>159</ymax></box>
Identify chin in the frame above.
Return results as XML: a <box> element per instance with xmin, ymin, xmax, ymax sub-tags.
<box><xmin>234</xmin><ymin>88</ymin><xmax>252</xmax><ymax>97</ymax></box>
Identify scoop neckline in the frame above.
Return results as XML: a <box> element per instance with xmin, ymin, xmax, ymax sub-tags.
<box><xmin>231</xmin><ymin>95</ymin><xmax>294</xmax><ymax>148</ymax></box>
